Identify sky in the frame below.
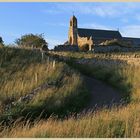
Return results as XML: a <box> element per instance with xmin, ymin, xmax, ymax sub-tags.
<box><xmin>0</xmin><ymin>2</ymin><xmax>140</xmax><ymax>49</ymax></box>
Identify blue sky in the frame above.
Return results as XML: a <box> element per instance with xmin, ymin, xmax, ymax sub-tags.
<box><xmin>0</xmin><ymin>2</ymin><xmax>140</xmax><ymax>49</ymax></box>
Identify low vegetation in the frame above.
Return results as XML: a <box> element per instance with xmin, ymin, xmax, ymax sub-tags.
<box><xmin>15</xmin><ymin>34</ymin><xmax>48</xmax><ymax>48</ymax></box>
<box><xmin>1</xmin><ymin>103</ymin><xmax>140</xmax><ymax>137</ymax></box>
<box><xmin>0</xmin><ymin>49</ymin><xmax>140</xmax><ymax>137</ymax></box>
<box><xmin>50</xmin><ymin>51</ymin><xmax>140</xmax><ymax>102</ymax></box>
<box><xmin>0</xmin><ymin>47</ymin><xmax>88</xmax><ymax>122</ymax></box>
<box><xmin>0</xmin><ymin>36</ymin><xmax>4</xmax><ymax>48</ymax></box>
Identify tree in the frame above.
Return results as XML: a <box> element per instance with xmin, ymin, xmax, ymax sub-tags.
<box><xmin>0</xmin><ymin>36</ymin><xmax>4</xmax><ymax>44</ymax></box>
<box><xmin>0</xmin><ymin>36</ymin><xmax>4</xmax><ymax>47</ymax></box>
<box><xmin>15</xmin><ymin>33</ymin><xmax>48</xmax><ymax>48</ymax></box>
<box><xmin>42</xmin><ymin>44</ymin><xmax>49</xmax><ymax>51</ymax></box>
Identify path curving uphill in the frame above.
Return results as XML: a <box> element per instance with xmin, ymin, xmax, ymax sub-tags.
<box><xmin>49</xmin><ymin>52</ymin><xmax>124</xmax><ymax>111</ymax></box>
<box><xmin>83</xmin><ymin>75</ymin><xmax>123</xmax><ymax>111</ymax></box>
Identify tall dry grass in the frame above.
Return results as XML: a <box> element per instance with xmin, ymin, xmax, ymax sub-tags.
<box><xmin>50</xmin><ymin>51</ymin><xmax>140</xmax><ymax>101</ymax></box>
<box><xmin>1</xmin><ymin>102</ymin><xmax>140</xmax><ymax>137</ymax></box>
<box><xmin>0</xmin><ymin>48</ymin><xmax>88</xmax><ymax>120</ymax></box>
<box><xmin>1</xmin><ymin>50</ymin><xmax>140</xmax><ymax>137</ymax></box>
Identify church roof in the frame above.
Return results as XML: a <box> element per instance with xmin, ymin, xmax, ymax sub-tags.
<box><xmin>78</xmin><ymin>28</ymin><xmax>122</xmax><ymax>39</ymax></box>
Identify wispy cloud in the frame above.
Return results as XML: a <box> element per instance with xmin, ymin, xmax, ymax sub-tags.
<box><xmin>1</xmin><ymin>3</ymin><xmax>140</xmax><ymax>45</ymax></box>
<box><xmin>44</xmin><ymin>22</ymin><xmax>67</xmax><ymax>27</ymax></box>
<box><xmin>92</xmin><ymin>3</ymin><xmax>140</xmax><ymax>18</ymax></box>
<box><xmin>79</xmin><ymin>23</ymin><xmax>140</xmax><ymax>38</ymax></box>
<box><xmin>121</xmin><ymin>25</ymin><xmax>140</xmax><ymax>38</ymax></box>
<box><xmin>42</xmin><ymin>3</ymin><xmax>140</xmax><ymax>19</ymax></box>
<box><xmin>42</xmin><ymin>9</ymin><xmax>62</xmax><ymax>15</ymax></box>
<box><xmin>79</xmin><ymin>23</ymin><xmax>113</xmax><ymax>30</ymax></box>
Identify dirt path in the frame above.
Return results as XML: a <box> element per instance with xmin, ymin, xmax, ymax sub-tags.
<box><xmin>83</xmin><ymin>76</ymin><xmax>123</xmax><ymax>111</ymax></box>
<box><xmin>48</xmin><ymin>53</ymin><xmax>123</xmax><ymax>111</ymax></box>
<box><xmin>49</xmin><ymin>53</ymin><xmax>122</xmax><ymax>111</ymax></box>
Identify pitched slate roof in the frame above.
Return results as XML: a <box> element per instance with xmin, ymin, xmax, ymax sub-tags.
<box><xmin>123</xmin><ymin>37</ymin><xmax>140</xmax><ymax>46</ymax></box>
<box><xmin>78</xmin><ymin>28</ymin><xmax>122</xmax><ymax>39</ymax></box>
<box><xmin>123</xmin><ymin>37</ymin><xmax>140</xmax><ymax>42</ymax></box>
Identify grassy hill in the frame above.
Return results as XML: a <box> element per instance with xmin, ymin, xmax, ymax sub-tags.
<box><xmin>0</xmin><ymin>48</ymin><xmax>140</xmax><ymax>137</ymax></box>
<box><xmin>0</xmin><ymin>47</ymin><xmax>88</xmax><ymax>122</ymax></box>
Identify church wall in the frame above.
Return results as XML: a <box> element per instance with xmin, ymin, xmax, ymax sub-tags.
<box><xmin>93</xmin><ymin>45</ymin><xmax>140</xmax><ymax>53</ymax></box>
<box><xmin>68</xmin><ymin>29</ymin><xmax>78</xmax><ymax>45</ymax></box>
<box><xmin>68</xmin><ymin>16</ymin><xmax>78</xmax><ymax>45</ymax></box>
<box><xmin>122</xmin><ymin>38</ymin><xmax>140</xmax><ymax>47</ymax></box>
<box><xmin>93</xmin><ymin>38</ymin><xmax>117</xmax><ymax>45</ymax></box>
<box><xmin>67</xmin><ymin>15</ymin><xmax>140</xmax><ymax>52</ymax></box>
<box><xmin>54</xmin><ymin>45</ymin><xmax>79</xmax><ymax>51</ymax></box>
<box><xmin>78</xmin><ymin>36</ymin><xmax>87</xmax><ymax>46</ymax></box>
<box><xmin>78</xmin><ymin>36</ymin><xmax>93</xmax><ymax>50</ymax></box>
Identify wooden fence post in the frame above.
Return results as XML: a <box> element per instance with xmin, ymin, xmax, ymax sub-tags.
<box><xmin>52</xmin><ymin>60</ymin><xmax>56</xmax><ymax>69</ymax></box>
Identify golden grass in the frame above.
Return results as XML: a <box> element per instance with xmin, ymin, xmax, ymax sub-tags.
<box><xmin>0</xmin><ymin>48</ymin><xmax>64</xmax><ymax>110</ymax></box>
<box><xmin>0</xmin><ymin>48</ymin><xmax>88</xmax><ymax>117</ymax></box>
<box><xmin>1</xmin><ymin>102</ymin><xmax>140</xmax><ymax>137</ymax></box>
<box><xmin>1</xmin><ymin>50</ymin><xmax>140</xmax><ymax>137</ymax></box>
<box><xmin>50</xmin><ymin>51</ymin><xmax>140</xmax><ymax>100</ymax></box>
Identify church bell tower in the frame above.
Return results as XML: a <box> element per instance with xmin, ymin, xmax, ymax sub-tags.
<box><xmin>68</xmin><ymin>15</ymin><xmax>78</xmax><ymax>45</ymax></box>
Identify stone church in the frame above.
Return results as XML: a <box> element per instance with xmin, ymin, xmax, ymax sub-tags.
<box><xmin>68</xmin><ymin>15</ymin><xmax>140</xmax><ymax>50</ymax></box>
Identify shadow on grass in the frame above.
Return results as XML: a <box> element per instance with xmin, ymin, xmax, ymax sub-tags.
<box><xmin>50</xmin><ymin>52</ymin><xmax>132</xmax><ymax>106</ymax></box>
<box><xmin>0</xmin><ymin>78</ymin><xmax>89</xmax><ymax>126</ymax></box>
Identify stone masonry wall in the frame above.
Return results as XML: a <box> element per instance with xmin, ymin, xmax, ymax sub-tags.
<box><xmin>54</xmin><ymin>45</ymin><xmax>79</xmax><ymax>52</ymax></box>
<box><xmin>78</xmin><ymin>36</ymin><xmax>93</xmax><ymax>50</ymax></box>
<box><xmin>93</xmin><ymin>45</ymin><xmax>140</xmax><ymax>53</ymax></box>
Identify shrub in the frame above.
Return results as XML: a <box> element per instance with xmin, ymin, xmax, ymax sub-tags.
<box><xmin>15</xmin><ymin>34</ymin><xmax>48</xmax><ymax>48</ymax></box>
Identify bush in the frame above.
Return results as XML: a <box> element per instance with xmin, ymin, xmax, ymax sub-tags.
<box><xmin>0</xmin><ymin>36</ymin><xmax>4</xmax><ymax>44</ymax></box>
<box><xmin>42</xmin><ymin>44</ymin><xmax>49</xmax><ymax>51</ymax></box>
<box><xmin>0</xmin><ymin>36</ymin><xmax>4</xmax><ymax>47</ymax></box>
<box><xmin>0</xmin><ymin>44</ymin><xmax>3</xmax><ymax>48</ymax></box>
<box><xmin>15</xmin><ymin>34</ymin><xmax>48</xmax><ymax>48</ymax></box>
